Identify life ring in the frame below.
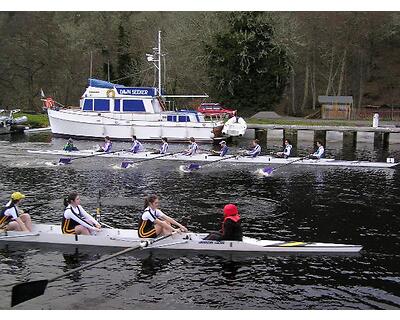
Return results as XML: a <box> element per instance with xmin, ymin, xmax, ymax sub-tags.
<box><xmin>106</xmin><ymin>89</ymin><xmax>115</xmax><ymax>98</ymax></box>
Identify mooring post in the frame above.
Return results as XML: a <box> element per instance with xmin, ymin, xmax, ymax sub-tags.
<box><xmin>383</xmin><ymin>132</ymin><xmax>390</xmax><ymax>150</ymax></box>
<box><xmin>374</xmin><ymin>132</ymin><xmax>383</xmax><ymax>149</ymax></box>
<box><xmin>255</xmin><ymin>129</ymin><xmax>268</xmax><ymax>148</ymax></box>
<box><xmin>343</xmin><ymin>131</ymin><xmax>357</xmax><ymax>149</ymax></box>
<box><xmin>314</xmin><ymin>130</ymin><xmax>327</xmax><ymax>147</ymax></box>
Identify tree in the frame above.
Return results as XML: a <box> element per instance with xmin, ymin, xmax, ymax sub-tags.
<box><xmin>205</xmin><ymin>12</ymin><xmax>289</xmax><ymax>115</ymax></box>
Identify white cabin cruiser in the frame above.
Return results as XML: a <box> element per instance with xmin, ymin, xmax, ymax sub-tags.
<box><xmin>47</xmin><ymin>79</ymin><xmax>224</xmax><ymax>142</ymax></box>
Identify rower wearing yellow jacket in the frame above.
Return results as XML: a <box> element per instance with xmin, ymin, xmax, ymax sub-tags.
<box><xmin>0</xmin><ymin>192</ymin><xmax>32</xmax><ymax>232</ymax></box>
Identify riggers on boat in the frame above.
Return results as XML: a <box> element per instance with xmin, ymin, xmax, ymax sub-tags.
<box><xmin>0</xmin><ymin>224</ymin><xmax>362</xmax><ymax>253</ymax></box>
<box><xmin>27</xmin><ymin>149</ymin><xmax>400</xmax><ymax>169</ymax></box>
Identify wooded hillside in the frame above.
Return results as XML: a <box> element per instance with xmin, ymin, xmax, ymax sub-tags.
<box><xmin>0</xmin><ymin>12</ymin><xmax>399</xmax><ymax>116</ymax></box>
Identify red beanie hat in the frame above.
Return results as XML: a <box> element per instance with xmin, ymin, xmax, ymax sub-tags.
<box><xmin>223</xmin><ymin>204</ymin><xmax>238</xmax><ymax>216</ymax></box>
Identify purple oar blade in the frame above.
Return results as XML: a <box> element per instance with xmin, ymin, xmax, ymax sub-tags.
<box><xmin>121</xmin><ymin>161</ymin><xmax>133</xmax><ymax>169</ymax></box>
<box><xmin>59</xmin><ymin>158</ymin><xmax>72</xmax><ymax>165</ymax></box>
<box><xmin>188</xmin><ymin>164</ymin><xmax>201</xmax><ymax>170</ymax></box>
<box><xmin>263</xmin><ymin>167</ymin><xmax>274</xmax><ymax>175</ymax></box>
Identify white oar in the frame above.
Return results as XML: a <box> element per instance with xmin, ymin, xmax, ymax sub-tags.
<box><xmin>120</xmin><ymin>151</ymin><xmax>180</xmax><ymax>169</ymax></box>
<box><xmin>58</xmin><ymin>149</ymin><xmax>125</xmax><ymax>165</ymax></box>
<box><xmin>260</xmin><ymin>156</ymin><xmax>309</xmax><ymax>176</ymax></box>
<box><xmin>10</xmin><ymin>232</ymin><xmax>174</xmax><ymax>307</ymax></box>
<box><xmin>180</xmin><ymin>154</ymin><xmax>239</xmax><ymax>172</ymax></box>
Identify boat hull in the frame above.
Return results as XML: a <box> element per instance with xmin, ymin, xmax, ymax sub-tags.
<box><xmin>0</xmin><ymin>224</ymin><xmax>362</xmax><ymax>253</ymax></box>
<box><xmin>48</xmin><ymin>109</ymin><xmax>220</xmax><ymax>142</ymax></box>
<box><xmin>27</xmin><ymin>149</ymin><xmax>399</xmax><ymax>169</ymax></box>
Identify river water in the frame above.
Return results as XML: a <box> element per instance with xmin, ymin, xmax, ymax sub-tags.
<box><xmin>0</xmin><ymin>133</ymin><xmax>399</xmax><ymax>309</ymax></box>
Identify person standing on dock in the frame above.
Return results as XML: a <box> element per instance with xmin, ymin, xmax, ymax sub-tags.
<box><xmin>245</xmin><ymin>139</ymin><xmax>261</xmax><ymax>157</ymax></box>
<box><xmin>63</xmin><ymin>138</ymin><xmax>79</xmax><ymax>152</ymax></box>
<box><xmin>183</xmin><ymin>137</ymin><xmax>198</xmax><ymax>156</ymax></box>
<box><xmin>309</xmin><ymin>140</ymin><xmax>325</xmax><ymax>159</ymax></box>
<box><xmin>276</xmin><ymin>139</ymin><xmax>292</xmax><ymax>158</ymax></box>
<box><xmin>138</xmin><ymin>195</ymin><xmax>188</xmax><ymax>238</ymax></box>
<box><xmin>61</xmin><ymin>192</ymin><xmax>101</xmax><ymax>235</ymax></box>
<box><xmin>210</xmin><ymin>140</ymin><xmax>229</xmax><ymax>157</ymax></box>
<box><xmin>130</xmin><ymin>135</ymin><xmax>143</xmax><ymax>153</ymax></box>
<box><xmin>0</xmin><ymin>192</ymin><xmax>32</xmax><ymax>232</ymax></box>
<box><xmin>97</xmin><ymin>136</ymin><xmax>112</xmax><ymax>153</ymax></box>
<box><xmin>203</xmin><ymin>204</ymin><xmax>243</xmax><ymax>241</ymax></box>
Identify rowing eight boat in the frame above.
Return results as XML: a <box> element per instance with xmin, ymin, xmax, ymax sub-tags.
<box><xmin>27</xmin><ymin>149</ymin><xmax>398</xmax><ymax>169</ymax></box>
<box><xmin>0</xmin><ymin>224</ymin><xmax>362</xmax><ymax>253</ymax></box>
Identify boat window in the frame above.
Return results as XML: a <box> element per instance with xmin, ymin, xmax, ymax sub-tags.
<box><xmin>83</xmin><ymin>99</ymin><xmax>93</xmax><ymax>111</ymax></box>
<box><xmin>178</xmin><ymin>116</ymin><xmax>189</xmax><ymax>122</ymax></box>
<box><xmin>167</xmin><ymin>115</ymin><xmax>177</xmax><ymax>122</ymax></box>
<box><xmin>94</xmin><ymin>99</ymin><xmax>110</xmax><ymax>111</ymax></box>
<box><xmin>114</xmin><ymin>99</ymin><xmax>120</xmax><ymax>111</ymax></box>
<box><xmin>123</xmin><ymin>100</ymin><xmax>146</xmax><ymax>112</ymax></box>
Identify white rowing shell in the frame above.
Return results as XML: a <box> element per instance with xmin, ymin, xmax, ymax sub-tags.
<box><xmin>27</xmin><ymin>149</ymin><xmax>399</xmax><ymax>169</ymax></box>
<box><xmin>0</xmin><ymin>224</ymin><xmax>362</xmax><ymax>253</ymax></box>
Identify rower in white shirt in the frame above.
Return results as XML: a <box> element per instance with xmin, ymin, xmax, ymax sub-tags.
<box><xmin>61</xmin><ymin>192</ymin><xmax>101</xmax><ymax>235</ymax></box>
<box><xmin>153</xmin><ymin>137</ymin><xmax>169</xmax><ymax>154</ymax></box>
<box><xmin>245</xmin><ymin>139</ymin><xmax>261</xmax><ymax>157</ymax></box>
<box><xmin>130</xmin><ymin>135</ymin><xmax>143</xmax><ymax>153</ymax></box>
<box><xmin>309</xmin><ymin>141</ymin><xmax>325</xmax><ymax>159</ymax></box>
<box><xmin>97</xmin><ymin>136</ymin><xmax>112</xmax><ymax>153</ymax></box>
<box><xmin>138</xmin><ymin>195</ymin><xmax>188</xmax><ymax>238</ymax></box>
<box><xmin>276</xmin><ymin>139</ymin><xmax>292</xmax><ymax>158</ymax></box>
<box><xmin>183</xmin><ymin>137</ymin><xmax>198</xmax><ymax>156</ymax></box>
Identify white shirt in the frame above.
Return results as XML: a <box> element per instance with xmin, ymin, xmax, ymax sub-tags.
<box><xmin>63</xmin><ymin>205</ymin><xmax>98</xmax><ymax>231</ymax></box>
<box><xmin>283</xmin><ymin>144</ymin><xmax>292</xmax><ymax>157</ymax></box>
<box><xmin>130</xmin><ymin>140</ymin><xmax>143</xmax><ymax>153</ymax></box>
<box><xmin>3</xmin><ymin>201</ymin><xmax>19</xmax><ymax>220</ymax></box>
<box><xmin>186</xmin><ymin>142</ymin><xmax>198</xmax><ymax>156</ymax></box>
<box><xmin>160</xmin><ymin>142</ymin><xmax>169</xmax><ymax>154</ymax></box>
<box><xmin>141</xmin><ymin>207</ymin><xmax>164</xmax><ymax>222</ymax></box>
<box><xmin>313</xmin><ymin>145</ymin><xmax>325</xmax><ymax>158</ymax></box>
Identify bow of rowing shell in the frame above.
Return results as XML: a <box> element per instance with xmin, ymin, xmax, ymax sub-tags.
<box><xmin>0</xmin><ymin>224</ymin><xmax>362</xmax><ymax>253</ymax></box>
<box><xmin>27</xmin><ymin>149</ymin><xmax>399</xmax><ymax>168</ymax></box>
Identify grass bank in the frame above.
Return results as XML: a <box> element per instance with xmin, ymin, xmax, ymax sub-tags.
<box><xmin>18</xmin><ymin>113</ymin><xmax>49</xmax><ymax>128</ymax></box>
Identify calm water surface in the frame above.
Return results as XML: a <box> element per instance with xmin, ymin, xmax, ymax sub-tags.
<box><xmin>0</xmin><ymin>134</ymin><xmax>399</xmax><ymax>309</ymax></box>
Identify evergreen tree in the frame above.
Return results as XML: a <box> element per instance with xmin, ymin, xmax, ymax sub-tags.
<box><xmin>206</xmin><ymin>12</ymin><xmax>289</xmax><ymax>115</ymax></box>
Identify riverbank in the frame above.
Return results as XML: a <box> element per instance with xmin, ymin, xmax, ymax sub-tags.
<box><xmin>19</xmin><ymin>113</ymin><xmax>49</xmax><ymax>128</ymax></box>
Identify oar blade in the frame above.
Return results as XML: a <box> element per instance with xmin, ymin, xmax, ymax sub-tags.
<box><xmin>11</xmin><ymin>279</ymin><xmax>49</xmax><ymax>307</ymax></box>
<box><xmin>121</xmin><ymin>161</ymin><xmax>134</xmax><ymax>169</ymax></box>
<box><xmin>58</xmin><ymin>158</ymin><xmax>71</xmax><ymax>165</ymax></box>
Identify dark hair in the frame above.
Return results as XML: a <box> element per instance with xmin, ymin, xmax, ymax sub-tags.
<box><xmin>132</xmin><ymin>135</ymin><xmax>137</xmax><ymax>140</ymax></box>
<box><xmin>64</xmin><ymin>192</ymin><xmax>79</xmax><ymax>208</ymax></box>
<box><xmin>105</xmin><ymin>136</ymin><xmax>110</xmax><ymax>140</ymax></box>
<box><xmin>254</xmin><ymin>139</ymin><xmax>259</xmax><ymax>144</ymax></box>
<box><xmin>316</xmin><ymin>140</ymin><xmax>322</xmax><ymax>145</ymax></box>
<box><xmin>189</xmin><ymin>137</ymin><xmax>195</xmax><ymax>142</ymax></box>
<box><xmin>144</xmin><ymin>195</ymin><xmax>159</xmax><ymax>210</ymax></box>
<box><xmin>285</xmin><ymin>139</ymin><xmax>291</xmax><ymax>144</ymax></box>
<box><xmin>162</xmin><ymin>137</ymin><xmax>168</xmax><ymax>142</ymax></box>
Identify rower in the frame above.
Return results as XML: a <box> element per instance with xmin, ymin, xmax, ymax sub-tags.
<box><xmin>210</xmin><ymin>140</ymin><xmax>229</xmax><ymax>157</ymax></box>
<box><xmin>183</xmin><ymin>137</ymin><xmax>198</xmax><ymax>156</ymax></box>
<box><xmin>61</xmin><ymin>192</ymin><xmax>101</xmax><ymax>235</ymax></box>
<box><xmin>63</xmin><ymin>138</ymin><xmax>79</xmax><ymax>152</ymax></box>
<box><xmin>0</xmin><ymin>192</ymin><xmax>32</xmax><ymax>232</ymax></box>
<box><xmin>97</xmin><ymin>136</ymin><xmax>112</xmax><ymax>153</ymax></box>
<box><xmin>245</xmin><ymin>139</ymin><xmax>261</xmax><ymax>157</ymax></box>
<box><xmin>152</xmin><ymin>137</ymin><xmax>169</xmax><ymax>154</ymax></box>
<box><xmin>203</xmin><ymin>204</ymin><xmax>243</xmax><ymax>241</ymax></box>
<box><xmin>130</xmin><ymin>135</ymin><xmax>143</xmax><ymax>153</ymax></box>
<box><xmin>138</xmin><ymin>195</ymin><xmax>188</xmax><ymax>238</ymax></box>
<box><xmin>276</xmin><ymin>139</ymin><xmax>292</xmax><ymax>158</ymax></box>
<box><xmin>309</xmin><ymin>140</ymin><xmax>325</xmax><ymax>159</ymax></box>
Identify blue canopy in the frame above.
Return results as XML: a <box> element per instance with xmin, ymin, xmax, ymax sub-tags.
<box><xmin>88</xmin><ymin>78</ymin><xmax>125</xmax><ymax>89</ymax></box>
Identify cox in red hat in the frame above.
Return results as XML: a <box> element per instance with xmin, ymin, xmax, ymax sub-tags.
<box><xmin>223</xmin><ymin>204</ymin><xmax>238</xmax><ymax>217</ymax></box>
